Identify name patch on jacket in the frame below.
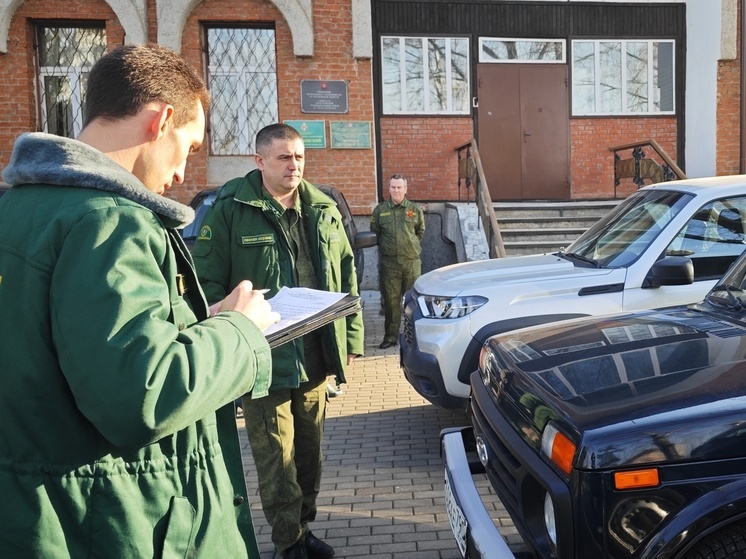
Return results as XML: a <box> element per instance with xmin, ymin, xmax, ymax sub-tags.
<box><xmin>241</xmin><ymin>234</ymin><xmax>275</xmax><ymax>245</ymax></box>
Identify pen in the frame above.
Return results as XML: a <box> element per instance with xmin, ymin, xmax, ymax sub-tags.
<box><xmin>256</xmin><ymin>288</ymin><xmax>271</xmax><ymax>295</ymax></box>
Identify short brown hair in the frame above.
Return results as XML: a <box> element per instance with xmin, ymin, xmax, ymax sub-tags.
<box><xmin>255</xmin><ymin>123</ymin><xmax>303</xmax><ymax>156</ymax></box>
<box><xmin>83</xmin><ymin>43</ymin><xmax>210</xmax><ymax>129</ymax></box>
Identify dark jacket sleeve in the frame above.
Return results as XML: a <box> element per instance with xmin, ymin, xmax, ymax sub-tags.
<box><xmin>193</xmin><ymin>197</ymin><xmax>233</xmax><ymax>305</ymax></box>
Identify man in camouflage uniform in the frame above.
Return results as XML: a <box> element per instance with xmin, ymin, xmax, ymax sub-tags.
<box><xmin>194</xmin><ymin>123</ymin><xmax>363</xmax><ymax>559</ymax></box>
<box><xmin>370</xmin><ymin>174</ymin><xmax>425</xmax><ymax>349</ymax></box>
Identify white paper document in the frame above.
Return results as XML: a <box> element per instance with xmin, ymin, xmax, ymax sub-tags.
<box><xmin>263</xmin><ymin>287</ymin><xmax>349</xmax><ymax>337</ymax></box>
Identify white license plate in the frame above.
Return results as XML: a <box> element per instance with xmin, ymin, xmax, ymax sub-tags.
<box><xmin>445</xmin><ymin>470</ymin><xmax>468</xmax><ymax>557</ymax></box>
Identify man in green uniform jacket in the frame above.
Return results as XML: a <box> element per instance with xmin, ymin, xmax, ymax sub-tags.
<box><xmin>194</xmin><ymin>123</ymin><xmax>363</xmax><ymax>559</ymax></box>
<box><xmin>371</xmin><ymin>174</ymin><xmax>426</xmax><ymax>349</ymax></box>
<box><xmin>0</xmin><ymin>44</ymin><xmax>277</xmax><ymax>558</ymax></box>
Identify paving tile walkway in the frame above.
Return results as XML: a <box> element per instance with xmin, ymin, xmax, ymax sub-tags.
<box><xmin>239</xmin><ymin>291</ymin><xmax>529</xmax><ymax>558</ymax></box>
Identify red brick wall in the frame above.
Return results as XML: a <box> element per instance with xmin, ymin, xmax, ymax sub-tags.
<box><xmin>570</xmin><ymin>117</ymin><xmax>678</xmax><ymax>200</ymax></box>
<box><xmin>717</xmin><ymin>1</ymin><xmax>741</xmax><ymax>176</ymax></box>
<box><xmin>0</xmin><ymin>0</ymin><xmax>124</xmax><ymax>176</ymax></box>
<box><xmin>379</xmin><ymin>117</ymin><xmax>473</xmax><ymax>202</ymax></box>
<box><xmin>182</xmin><ymin>0</ymin><xmax>376</xmax><ymax>214</ymax></box>
<box><xmin>0</xmin><ymin>1</ymin><xmax>722</xmax><ymax>209</ymax></box>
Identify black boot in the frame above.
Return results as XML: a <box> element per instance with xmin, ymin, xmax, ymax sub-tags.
<box><xmin>305</xmin><ymin>532</ymin><xmax>335</xmax><ymax>559</ymax></box>
<box><xmin>277</xmin><ymin>539</ymin><xmax>307</xmax><ymax>559</ymax></box>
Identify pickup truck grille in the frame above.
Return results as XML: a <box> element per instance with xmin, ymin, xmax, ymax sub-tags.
<box><xmin>402</xmin><ymin>291</ymin><xmax>418</xmax><ymax>346</ymax></box>
<box><xmin>403</xmin><ymin>315</ymin><xmax>414</xmax><ymax>345</ymax></box>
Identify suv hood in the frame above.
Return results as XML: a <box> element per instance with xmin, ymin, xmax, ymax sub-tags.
<box><xmin>414</xmin><ymin>253</ymin><xmax>616</xmax><ymax>296</ymax></box>
<box><xmin>485</xmin><ymin>306</ymin><xmax>746</xmax><ymax>469</ymax></box>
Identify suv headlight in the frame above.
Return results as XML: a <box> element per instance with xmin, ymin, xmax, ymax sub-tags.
<box><xmin>417</xmin><ymin>295</ymin><xmax>488</xmax><ymax>319</ymax></box>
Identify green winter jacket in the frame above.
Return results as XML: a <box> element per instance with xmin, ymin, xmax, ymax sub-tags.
<box><xmin>193</xmin><ymin>170</ymin><xmax>363</xmax><ymax>388</ymax></box>
<box><xmin>0</xmin><ymin>133</ymin><xmax>271</xmax><ymax>558</ymax></box>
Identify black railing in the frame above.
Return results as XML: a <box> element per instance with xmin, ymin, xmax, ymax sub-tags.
<box><xmin>609</xmin><ymin>139</ymin><xmax>686</xmax><ymax>197</ymax></box>
<box><xmin>455</xmin><ymin>139</ymin><xmax>506</xmax><ymax>258</ymax></box>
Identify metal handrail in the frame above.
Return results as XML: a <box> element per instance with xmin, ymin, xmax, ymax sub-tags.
<box><xmin>609</xmin><ymin>139</ymin><xmax>686</xmax><ymax>197</ymax></box>
<box><xmin>455</xmin><ymin>139</ymin><xmax>506</xmax><ymax>258</ymax></box>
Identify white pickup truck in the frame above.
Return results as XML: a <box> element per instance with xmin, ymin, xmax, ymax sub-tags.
<box><xmin>400</xmin><ymin>175</ymin><xmax>746</xmax><ymax>409</ymax></box>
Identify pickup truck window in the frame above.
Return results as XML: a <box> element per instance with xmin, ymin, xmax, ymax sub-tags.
<box><xmin>666</xmin><ymin>197</ymin><xmax>746</xmax><ymax>280</ymax></box>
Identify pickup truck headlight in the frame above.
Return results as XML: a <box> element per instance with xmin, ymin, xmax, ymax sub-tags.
<box><xmin>417</xmin><ymin>295</ymin><xmax>488</xmax><ymax>319</ymax></box>
<box><xmin>544</xmin><ymin>493</ymin><xmax>558</xmax><ymax>552</ymax></box>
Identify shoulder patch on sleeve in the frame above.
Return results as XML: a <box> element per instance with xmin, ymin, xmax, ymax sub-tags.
<box><xmin>197</xmin><ymin>225</ymin><xmax>212</xmax><ymax>241</ymax></box>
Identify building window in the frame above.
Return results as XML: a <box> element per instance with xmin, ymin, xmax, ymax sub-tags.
<box><xmin>206</xmin><ymin>26</ymin><xmax>278</xmax><ymax>156</ymax></box>
<box><xmin>571</xmin><ymin>40</ymin><xmax>675</xmax><ymax>116</ymax></box>
<box><xmin>36</xmin><ymin>24</ymin><xmax>106</xmax><ymax>138</ymax></box>
<box><xmin>479</xmin><ymin>38</ymin><xmax>565</xmax><ymax>63</ymax></box>
<box><xmin>381</xmin><ymin>36</ymin><xmax>469</xmax><ymax>115</ymax></box>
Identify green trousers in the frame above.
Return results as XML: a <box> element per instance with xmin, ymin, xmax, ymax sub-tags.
<box><xmin>380</xmin><ymin>258</ymin><xmax>421</xmax><ymax>343</ymax></box>
<box><xmin>242</xmin><ymin>378</ymin><xmax>327</xmax><ymax>551</ymax></box>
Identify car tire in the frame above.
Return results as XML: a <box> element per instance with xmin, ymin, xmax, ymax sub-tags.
<box><xmin>683</xmin><ymin>520</ymin><xmax>746</xmax><ymax>559</ymax></box>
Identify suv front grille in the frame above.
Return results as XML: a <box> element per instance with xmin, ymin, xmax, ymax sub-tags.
<box><xmin>403</xmin><ymin>315</ymin><xmax>414</xmax><ymax>345</ymax></box>
<box><xmin>402</xmin><ymin>291</ymin><xmax>419</xmax><ymax>346</ymax></box>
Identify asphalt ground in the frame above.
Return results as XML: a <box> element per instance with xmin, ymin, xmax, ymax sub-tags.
<box><xmin>238</xmin><ymin>290</ymin><xmax>530</xmax><ymax>558</ymax></box>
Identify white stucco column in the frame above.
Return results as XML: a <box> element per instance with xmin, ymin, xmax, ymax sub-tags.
<box><xmin>352</xmin><ymin>0</ymin><xmax>372</xmax><ymax>59</ymax></box>
<box><xmin>0</xmin><ymin>0</ymin><xmax>147</xmax><ymax>53</ymax></box>
<box><xmin>684</xmin><ymin>0</ymin><xmax>733</xmax><ymax>177</ymax></box>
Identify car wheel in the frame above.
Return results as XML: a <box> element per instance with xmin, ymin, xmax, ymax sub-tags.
<box><xmin>683</xmin><ymin>520</ymin><xmax>746</xmax><ymax>559</ymax></box>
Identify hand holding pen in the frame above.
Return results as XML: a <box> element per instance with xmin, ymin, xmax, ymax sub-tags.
<box><xmin>209</xmin><ymin>281</ymin><xmax>279</xmax><ymax>331</ymax></box>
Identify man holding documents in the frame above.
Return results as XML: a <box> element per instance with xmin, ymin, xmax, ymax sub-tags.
<box><xmin>194</xmin><ymin>123</ymin><xmax>363</xmax><ymax>559</ymax></box>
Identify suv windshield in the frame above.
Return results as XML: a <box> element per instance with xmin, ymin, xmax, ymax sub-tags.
<box><xmin>563</xmin><ymin>189</ymin><xmax>692</xmax><ymax>268</ymax></box>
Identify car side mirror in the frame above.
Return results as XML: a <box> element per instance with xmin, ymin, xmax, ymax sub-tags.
<box><xmin>354</xmin><ymin>231</ymin><xmax>378</xmax><ymax>250</ymax></box>
<box><xmin>644</xmin><ymin>256</ymin><xmax>694</xmax><ymax>288</ymax></box>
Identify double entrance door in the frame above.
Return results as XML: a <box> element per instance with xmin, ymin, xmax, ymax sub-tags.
<box><xmin>476</xmin><ymin>63</ymin><xmax>571</xmax><ymax>201</ymax></box>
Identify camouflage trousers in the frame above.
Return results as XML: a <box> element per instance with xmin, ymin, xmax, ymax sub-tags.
<box><xmin>242</xmin><ymin>378</ymin><xmax>327</xmax><ymax>551</ymax></box>
<box><xmin>380</xmin><ymin>258</ymin><xmax>421</xmax><ymax>343</ymax></box>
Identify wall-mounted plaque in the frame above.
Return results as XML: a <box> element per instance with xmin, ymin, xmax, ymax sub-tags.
<box><xmin>330</xmin><ymin>121</ymin><xmax>371</xmax><ymax>149</ymax></box>
<box><xmin>284</xmin><ymin>120</ymin><xmax>326</xmax><ymax>149</ymax></box>
<box><xmin>300</xmin><ymin>80</ymin><xmax>348</xmax><ymax>114</ymax></box>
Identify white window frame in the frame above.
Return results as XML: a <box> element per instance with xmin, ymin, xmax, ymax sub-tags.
<box><xmin>571</xmin><ymin>39</ymin><xmax>675</xmax><ymax>116</ymax></box>
<box><xmin>381</xmin><ymin>35</ymin><xmax>470</xmax><ymax>115</ymax></box>
<box><xmin>38</xmin><ymin>67</ymin><xmax>87</xmax><ymax>137</ymax></box>
<box><xmin>478</xmin><ymin>37</ymin><xmax>566</xmax><ymax>64</ymax></box>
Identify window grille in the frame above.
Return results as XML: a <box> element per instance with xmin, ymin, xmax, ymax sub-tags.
<box><xmin>36</xmin><ymin>24</ymin><xmax>106</xmax><ymax>138</ymax></box>
<box><xmin>206</xmin><ymin>27</ymin><xmax>278</xmax><ymax>156</ymax></box>
<box><xmin>381</xmin><ymin>36</ymin><xmax>470</xmax><ymax>115</ymax></box>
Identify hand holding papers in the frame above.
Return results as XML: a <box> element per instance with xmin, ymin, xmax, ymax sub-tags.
<box><xmin>264</xmin><ymin>287</ymin><xmax>361</xmax><ymax>348</ymax></box>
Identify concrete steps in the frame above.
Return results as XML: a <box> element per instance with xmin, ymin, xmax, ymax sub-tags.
<box><xmin>494</xmin><ymin>200</ymin><xmax>620</xmax><ymax>255</ymax></box>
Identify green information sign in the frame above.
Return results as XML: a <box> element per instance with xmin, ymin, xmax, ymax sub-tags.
<box><xmin>330</xmin><ymin>121</ymin><xmax>371</xmax><ymax>149</ymax></box>
<box><xmin>284</xmin><ymin>120</ymin><xmax>326</xmax><ymax>149</ymax></box>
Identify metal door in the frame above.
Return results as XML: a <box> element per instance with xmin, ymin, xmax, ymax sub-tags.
<box><xmin>477</xmin><ymin>64</ymin><xmax>570</xmax><ymax>200</ymax></box>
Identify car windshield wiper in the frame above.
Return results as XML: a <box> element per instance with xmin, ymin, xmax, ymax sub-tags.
<box><xmin>559</xmin><ymin>251</ymin><xmax>600</xmax><ymax>268</ymax></box>
<box><xmin>707</xmin><ymin>283</ymin><xmax>746</xmax><ymax>311</ymax></box>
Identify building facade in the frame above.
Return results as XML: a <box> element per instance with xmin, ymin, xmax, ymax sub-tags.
<box><xmin>0</xmin><ymin>0</ymin><xmax>740</xmax><ymax>212</ymax></box>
